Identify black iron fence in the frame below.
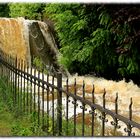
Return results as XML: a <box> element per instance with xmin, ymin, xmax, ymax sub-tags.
<box><xmin>0</xmin><ymin>51</ymin><xmax>140</xmax><ymax>136</ymax></box>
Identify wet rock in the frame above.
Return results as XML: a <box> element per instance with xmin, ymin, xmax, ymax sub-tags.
<box><xmin>28</xmin><ymin>19</ymin><xmax>69</xmax><ymax>77</ymax></box>
<box><xmin>0</xmin><ymin>17</ymin><xmax>69</xmax><ymax>76</ymax></box>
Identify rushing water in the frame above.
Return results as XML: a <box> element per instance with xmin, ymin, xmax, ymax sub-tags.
<box><xmin>69</xmin><ymin>74</ymin><xmax>140</xmax><ymax>121</ymax></box>
<box><xmin>67</xmin><ymin>74</ymin><xmax>140</xmax><ymax>135</ymax></box>
<box><xmin>14</xmin><ymin>69</ymin><xmax>140</xmax><ymax>135</ymax></box>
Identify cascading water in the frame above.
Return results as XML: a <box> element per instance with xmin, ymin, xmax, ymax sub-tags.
<box><xmin>0</xmin><ymin>17</ymin><xmax>31</xmax><ymax>65</ymax></box>
<box><xmin>0</xmin><ymin>17</ymin><xmax>67</xmax><ymax>75</ymax></box>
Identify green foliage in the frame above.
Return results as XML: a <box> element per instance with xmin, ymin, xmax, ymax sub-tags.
<box><xmin>33</xmin><ymin>56</ymin><xmax>48</xmax><ymax>73</ymax></box>
<box><xmin>44</xmin><ymin>4</ymin><xmax>117</xmax><ymax>76</ymax></box>
<box><xmin>99</xmin><ymin>10</ymin><xmax>111</xmax><ymax>28</ymax></box>
<box><xmin>33</xmin><ymin>56</ymin><xmax>44</xmax><ymax>70</ymax></box>
<box><xmin>44</xmin><ymin>4</ymin><xmax>140</xmax><ymax>82</ymax></box>
<box><xmin>9</xmin><ymin>3</ymin><xmax>46</xmax><ymax>20</ymax></box>
<box><xmin>45</xmin><ymin>4</ymin><xmax>92</xmax><ymax>74</ymax></box>
<box><xmin>11</xmin><ymin>123</ymin><xmax>32</xmax><ymax>136</ymax></box>
<box><xmin>0</xmin><ymin>4</ymin><xmax>10</xmax><ymax>17</ymax></box>
<box><xmin>0</xmin><ymin>76</ymin><xmax>47</xmax><ymax>136</ymax></box>
<box><xmin>11</xmin><ymin>113</ymin><xmax>47</xmax><ymax>136</ymax></box>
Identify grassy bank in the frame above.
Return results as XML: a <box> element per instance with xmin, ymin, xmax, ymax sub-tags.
<box><xmin>0</xmin><ymin>100</ymin><xmax>37</xmax><ymax>136</ymax></box>
<box><xmin>0</xmin><ymin>101</ymin><xmax>48</xmax><ymax>136</ymax></box>
<box><xmin>0</xmin><ymin>76</ymin><xmax>123</xmax><ymax>136</ymax></box>
<box><xmin>0</xmin><ymin>77</ymin><xmax>47</xmax><ymax>136</ymax></box>
<box><xmin>0</xmin><ymin>100</ymin><xmax>13</xmax><ymax>136</ymax></box>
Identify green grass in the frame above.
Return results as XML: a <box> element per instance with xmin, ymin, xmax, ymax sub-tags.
<box><xmin>0</xmin><ymin>97</ymin><xmax>43</xmax><ymax>136</ymax></box>
<box><xmin>0</xmin><ymin>75</ymin><xmax>123</xmax><ymax>137</ymax></box>
<box><xmin>0</xmin><ymin>96</ymin><xmax>49</xmax><ymax>136</ymax></box>
<box><xmin>0</xmin><ymin>76</ymin><xmax>48</xmax><ymax>136</ymax></box>
<box><xmin>0</xmin><ymin>101</ymin><xmax>13</xmax><ymax>136</ymax></box>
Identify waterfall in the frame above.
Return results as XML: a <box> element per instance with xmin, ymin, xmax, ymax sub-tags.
<box><xmin>0</xmin><ymin>17</ymin><xmax>68</xmax><ymax>76</ymax></box>
<box><xmin>0</xmin><ymin>17</ymin><xmax>30</xmax><ymax>64</ymax></box>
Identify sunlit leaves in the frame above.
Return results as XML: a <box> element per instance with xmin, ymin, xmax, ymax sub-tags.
<box><xmin>99</xmin><ymin>11</ymin><xmax>112</xmax><ymax>28</ymax></box>
<box><xmin>72</xmin><ymin>19</ymin><xmax>87</xmax><ymax>31</ymax></box>
<box><xmin>91</xmin><ymin>28</ymin><xmax>112</xmax><ymax>46</ymax></box>
<box><xmin>9</xmin><ymin>3</ymin><xmax>45</xmax><ymax>20</ymax></box>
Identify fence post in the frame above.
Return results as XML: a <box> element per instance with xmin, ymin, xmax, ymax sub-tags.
<box><xmin>15</xmin><ymin>57</ymin><xmax>17</xmax><ymax>105</ymax></box>
<box><xmin>57</xmin><ymin>72</ymin><xmax>62</xmax><ymax>136</ymax></box>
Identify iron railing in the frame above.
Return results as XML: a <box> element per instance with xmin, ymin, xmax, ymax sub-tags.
<box><xmin>0</xmin><ymin>50</ymin><xmax>140</xmax><ymax>136</ymax></box>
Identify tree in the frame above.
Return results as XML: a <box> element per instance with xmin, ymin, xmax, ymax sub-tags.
<box><xmin>105</xmin><ymin>5</ymin><xmax>140</xmax><ymax>82</ymax></box>
<box><xmin>44</xmin><ymin>4</ymin><xmax>140</xmax><ymax>84</ymax></box>
<box><xmin>44</xmin><ymin>4</ymin><xmax>117</xmax><ymax>76</ymax></box>
<box><xmin>0</xmin><ymin>4</ymin><xmax>10</xmax><ymax>17</ymax></box>
<box><xmin>9</xmin><ymin>3</ymin><xmax>46</xmax><ymax>20</ymax></box>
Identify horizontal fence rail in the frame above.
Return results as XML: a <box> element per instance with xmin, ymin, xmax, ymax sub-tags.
<box><xmin>0</xmin><ymin>51</ymin><xmax>140</xmax><ymax>136</ymax></box>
